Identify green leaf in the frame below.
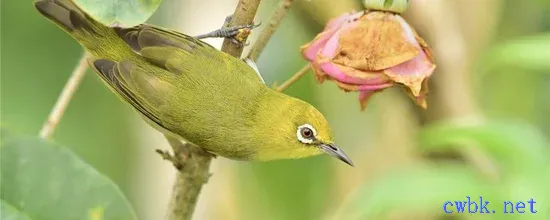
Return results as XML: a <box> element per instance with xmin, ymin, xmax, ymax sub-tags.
<box><xmin>419</xmin><ymin>120</ymin><xmax>549</xmax><ymax>173</ymax></box>
<box><xmin>72</xmin><ymin>0</ymin><xmax>163</xmax><ymax>27</ymax></box>
<box><xmin>1</xmin><ymin>199</ymin><xmax>33</xmax><ymax>220</ymax></box>
<box><xmin>0</xmin><ymin>129</ymin><xmax>137</xmax><ymax>220</ymax></box>
<box><xmin>481</xmin><ymin>33</ymin><xmax>550</xmax><ymax>73</ymax></box>
<box><xmin>329</xmin><ymin>164</ymin><xmax>496</xmax><ymax>220</ymax></box>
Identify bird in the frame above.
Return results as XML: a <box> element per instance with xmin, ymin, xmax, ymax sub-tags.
<box><xmin>34</xmin><ymin>0</ymin><xmax>353</xmax><ymax>166</ymax></box>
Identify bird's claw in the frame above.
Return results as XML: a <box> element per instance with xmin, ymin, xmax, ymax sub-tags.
<box><xmin>231</xmin><ymin>38</ymin><xmax>250</xmax><ymax>47</ymax></box>
<box><xmin>195</xmin><ymin>14</ymin><xmax>261</xmax><ymax>47</ymax></box>
<box><xmin>223</xmin><ymin>15</ymin><xmax>233</xmax><ymax>28</ymax></box>
<box><xmin>155</xmin><ymin>149</ymin><xmax>183</xmax><ymax>170</ymax></box>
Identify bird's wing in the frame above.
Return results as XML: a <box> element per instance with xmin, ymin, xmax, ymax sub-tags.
<box><xmin>89</xmin><ymin>58</ymin><xmax>174</xmax><ymax>131</ymax></box>
<box><xmin>113</xmin><ymin>25</ymin><xmax>266</xmax><ymax>85</ymax></box>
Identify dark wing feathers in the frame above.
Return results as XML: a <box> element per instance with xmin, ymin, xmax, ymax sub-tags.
<box><xmin>113</xmin><ymin>25</ymin><xmax>221</xmax><ymax>73</ymax></box>
<box><xmin>113</xmin><ymin>27</ymin><xmax>141</xmax><ymax>52</ymax></box>
<box><xmin>114</xmin><ymin>25</ymin><xmax>213</xmax><ymax>54</ymax></box>
<box><xmin>138</xmin><ymin>29</ymin><xmax>195</xmax><ymax>51</ymax></box>
<box><xmin>34</xmin><ymin>0</ymin><xmax>74</xmax><ymax>31</ymax></box>
<box><xmin>90</xmin><ymin>58</ymin><xmax>163</xmax><ymax>126</ymax></box>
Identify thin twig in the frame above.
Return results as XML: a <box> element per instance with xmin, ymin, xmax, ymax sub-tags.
<box><xmin>276</xmin><ymin>64</ymin><xmax>311</xmax><ymax>92</ymax></box>
<box><xmin>39</xmin><ymin>52</ymin><xmax>89</xmax><ymax>139</ymax></box>
<box><xmin>166</xmin><ymin>0</ymin><xmax>262</xmax><ymax>220</ymax></box>
<box><xmin>247</xmin><ymin>0</ymin><xmax>296</xmax><ymax>61</ymax></box>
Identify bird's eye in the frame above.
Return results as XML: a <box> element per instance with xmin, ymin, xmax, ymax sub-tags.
<box><xmin>301</xmin><ymin>127</ymin><xmax>314</xmax><ymax>138</ymax></box>
<box><xmin>297</xmin><ymin>124</ymin><xmax>317</xmax><ymax>144</ymax></box>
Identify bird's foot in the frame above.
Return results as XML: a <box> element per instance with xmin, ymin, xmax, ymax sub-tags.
<box><xmin>194</xmin><ymin>15</ymin><xmax>261</xmax><ymax>47</ymax></box>
<box><xmin>155</xmin><ymin>149</ymin><xmax>183</xmax><ymax>170</ymax></box>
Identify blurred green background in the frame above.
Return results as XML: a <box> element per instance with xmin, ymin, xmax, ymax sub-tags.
<box><xmin>1</xmin><ymin>0</ymin><xmax>549</xmax><ymax>219</ymax></box>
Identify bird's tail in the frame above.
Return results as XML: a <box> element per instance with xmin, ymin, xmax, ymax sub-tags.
<box><xmin>34</xmin><ymin>0</ymin><xmax>118</xmax><ymax>54</ymax></box>
<box><xmin>34</xmin><ymin>0</ymin><xmax>100</xmax><ymax>33</ymax></box>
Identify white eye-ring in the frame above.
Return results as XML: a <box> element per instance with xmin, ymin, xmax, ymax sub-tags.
<box><xmin>297</xmin><ymin>124</ymin><xmax>317</xmax><ymax>144</ymax></box>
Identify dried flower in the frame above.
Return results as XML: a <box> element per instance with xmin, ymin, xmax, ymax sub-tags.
<box><xmin>301</xmin><ymin>10</ymin><xmax>435</xmax><ymax>110</ymax></box>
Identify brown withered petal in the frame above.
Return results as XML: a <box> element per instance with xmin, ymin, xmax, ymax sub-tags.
<box><xmin>403</xmin><ymin>78</ymin><xmax>430</xmax><ymax>109</ymax></box>
<box><xmin>332</xmin><ymin>12</ymin><xmax>419</xmax><ymax>71</ymax></box>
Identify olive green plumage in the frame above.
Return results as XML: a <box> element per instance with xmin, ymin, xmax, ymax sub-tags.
<box><xmin>34</xmin><ymin>0</ymin><xmax>353</xmax><ymax>165</ymax></box>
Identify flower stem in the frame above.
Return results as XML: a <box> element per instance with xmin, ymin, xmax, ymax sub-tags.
<box><xmin>165</xmin><ymin>0</ymin><xmax>262</xmax><ymax>219</ymax></box>
<box><xmin>39</xmin><ymin>52</ymin><xmax>89</xmax><ymax>140</ymax></box>
<box><xmin>276</xmin><ymin>64</ymin><xmax>311</xmax><ymax>92</ymax></box>
<box><xmin>247</xmin><ymin>0</ymin><xmax>296</xmax><ymax>61</ymax></box>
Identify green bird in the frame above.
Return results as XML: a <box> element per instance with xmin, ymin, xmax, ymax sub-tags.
<box><xmin>34</xmin><ymin>0</ymin><xmax>353</xmax><ymax>166</ymax></box>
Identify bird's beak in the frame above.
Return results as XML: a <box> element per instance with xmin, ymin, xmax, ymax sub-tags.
<box><xmin>319</xmin><ymin>143</ymin><xmax>354</xmax><ymax>167</ymax></box>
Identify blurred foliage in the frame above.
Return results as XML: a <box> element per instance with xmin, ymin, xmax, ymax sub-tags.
<box><xmin>1</xmin><ymin>0</ymin><xmax>138</xmax><ymax>209</ymax></box>
<box><xmin>1</xmin><ymin>200</ymin><xmax>33</xmax><ymax>220</ymax></box>
<box><xmin>332</xmin><ymin>120</ymin><xmax>549</xmax><ymax>219</ymax></box>
<box><xmin>0</xmin><ymin>128</ymin><xmax>137</xmax><ymax>220</ymax></box>
<box><xmin>480</xmin><ymin>0</ymin><xmax>550</xmax><ymax>137</ymax></box>
<box><xmin>72</xmin><ymin>0</ymin><xmax>162</xmax><ymax>27</ymax></box>
<box><xmin>481</xmin><ymin>33</ymin><xmax>550</xmax><ymax>73</ymax></box>
<box><xmin>331</xmin><ymin>164</ymin><xmax>495</xmax><ymax>219</ymax></box>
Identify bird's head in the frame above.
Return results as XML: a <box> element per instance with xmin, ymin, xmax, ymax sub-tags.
<box><xmin>254</xmin><ymin>95</ymin><xmax>354</xmax><ymax>167</ymax></box>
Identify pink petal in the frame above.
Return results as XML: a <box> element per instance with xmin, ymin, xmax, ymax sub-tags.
<box><xmin>384</xmin><ymin>49</ymin><xmax>435</xmax><ymax>96</ymax></box>
<box><xmin>385</xmin><ymin>50</ymin><xmax>434</xmax><ymax>78</ymax></box>
<box><xmin>318</xmin><ymin>12</ymin><xmax>364</xmax><ymax>59</ymax></box>
<box><xmin>325</xmin><ymin>11</ymin><xmax>365</xmax><ymax>30</ymax></box>
<box><xmin>358</xmin><ymin>90</ymin><xmax>371</xmax><ymax>101</ymax></box>
<box><xmin>357</xmin><ymin>83</ymin><xmax>393</xmax><ymax>91</ymax></box>
<box><xmin>357</xmin><ymin>90</ymin><xmax>376</xmax><ymax>111</ymax></box>
<box><xmin>357</xmin><ymin>82</ymin><xmax>393</xmax><ymax>110</ymax></box>
<box><xmin>302</xmin><ymin>12</ymin><xmax>362</xmax><ymax>61</ymax></box>
<box><xmin>394</xmin><ymin>15</ymin><xmax>420</xmax><ymax>48</ymax></box>
<box><xmin>325</xmin><ymin>12</ymin><xmax>354</xmax><ymax>31</ymax></box>
<box><xmin>384</xmin><ymin>15</ymin><xmax>436</xmax><ymax>97</ymax></box>
<box><xmin>318</xmin><ymin>61</ymin><xmax>388</xmax><ymax>85</ymax></box>
<box><xmin>358</xmin><ymin>90</ymin><xmax>373</xmax><ymax>111</ymax></box>
<box><xmin>302</xmin><ymin>32</ymin><xmax>336</xmax><ymax>61</ymax></box>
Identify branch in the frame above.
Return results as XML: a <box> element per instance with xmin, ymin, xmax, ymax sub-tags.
<box><xmin>39</xmin><ymin>52</ymin><xmax>89</xmax><ymax>139</ymax></box>
<box><xmin>276</xmin><ymin>64</ymin><xmax>311</xmax><ymax>92</ymax></box>
<box><xmin>166</xmin><ymin>0</ymin><xmax>262</xmax><ymax>219</ymax></box>
<box><xmin>164</xmin><ymin>135</ymin><xmax>213</xmax><ymax>220</ymax></box>
<box><xmin>221</xmin><ymin>0</ymin><xmax>263</xmax><ymax>57</ymax></box>
<box><xmin>247</xmin><ymin>0</ymin><xmax>296</xmax><ymax>61</ymax></box>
